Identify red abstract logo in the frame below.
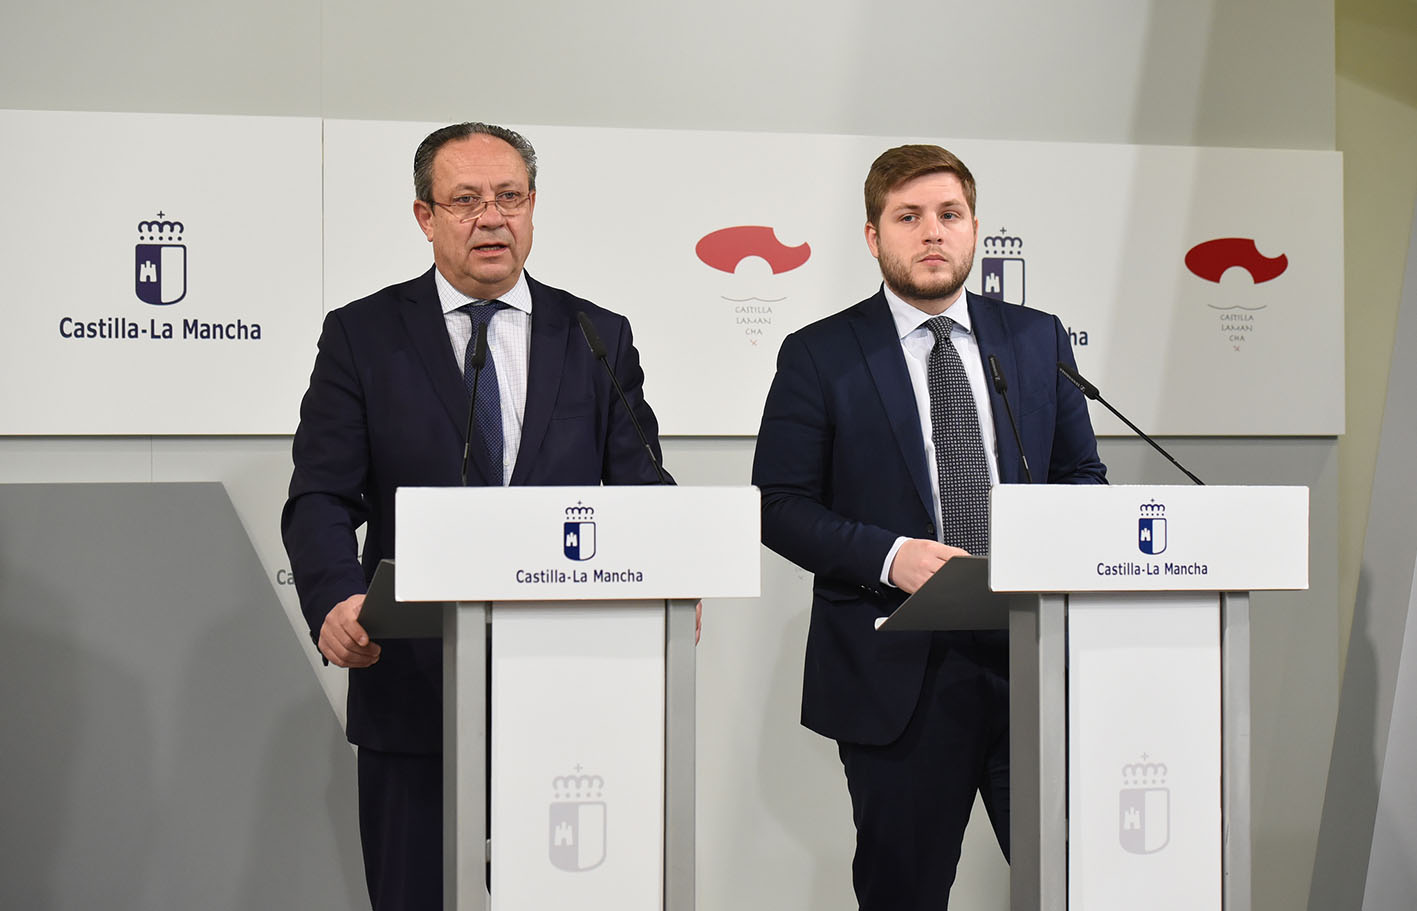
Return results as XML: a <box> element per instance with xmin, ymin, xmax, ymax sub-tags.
<box><xmin>1184</xmin><ymin>238</ymin><xmax>1287</xmax><ymax>284</ymax></box>
<box><xmin>695</xmin><ymin>226</ymin><xmax>810</xmax><ymax>275</ymax></box>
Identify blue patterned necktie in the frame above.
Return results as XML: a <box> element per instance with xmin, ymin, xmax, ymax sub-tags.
<box><xmin>462</xmin><ymin>301</ymin><xmax>508</xmax><ymax>484</ymax></box>
<box><xmin>925</xmin><ymin>315</ymin><xmax>991</xmax><ymax>555</ymax></box>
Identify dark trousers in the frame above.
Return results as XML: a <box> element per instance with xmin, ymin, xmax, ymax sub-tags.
<box><xmin>357</xmin><ymin>748</ymin><xmax>443</xmax><ymax>911</ymax></box>
<box><xmin>836</xmin><ymin>632</ymin><xmax>1010</xmax><ymax>911</ymax></box>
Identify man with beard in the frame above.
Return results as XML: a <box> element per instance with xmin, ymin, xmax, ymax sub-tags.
<box><xmin>751</xmin><ymin>144</ymin><xmax>1105</xmax><ymax>909</ymax></box>
<box><xmin>282</xmin><ymin>122</ymin><xmax>672</xmax><ymax>910</ymax></box>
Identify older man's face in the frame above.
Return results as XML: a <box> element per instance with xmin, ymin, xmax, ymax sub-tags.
<box><xmin>414</xmin><ymin>135</ymin><xmax>535</xmax><ymax>299</ymax></box>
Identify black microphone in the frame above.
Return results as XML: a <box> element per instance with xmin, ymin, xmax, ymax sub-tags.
<box><xmin>1057</xmin><ymin>361</ymin><xmax>1204</xmax><ymax>485</ymax></box>
<box><xmin>576</xmin><ymin>311</ymin><xmax>667</xmax><ymax>483</ymax></box>
<box><xmin>987</xmin><ymin>355</ymin><xmax>1032</xmax><ymax>483</ymax></box>
<box><xmin>459</xmin><ymin>321</ymin><xmax>489</xmax><ymax>486</ymax></box>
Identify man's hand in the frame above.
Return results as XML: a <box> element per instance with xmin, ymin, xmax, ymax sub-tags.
<box><xmin>695</xmin><ymin>601</ymin><xmax>702</xmax><ymax>644</ymax></box>
<box><xmin>318</xmin><ymin>593</ymin><xmax>381</xmax><ymax>668</ymax></box>
<box><xmin>888</xmin><ymin>539</ymin><xmax>970</xmax><ymax>594</ymax></box>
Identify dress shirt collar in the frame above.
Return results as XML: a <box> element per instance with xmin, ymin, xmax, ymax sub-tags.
<box><xmin>881</xmin><ymin>282</ymin><xmax>973</xmax><ymax>341</ymax></box>
<box><xmin>433</xmin><ymin>268</ymin><xmax>533</xmax><ymax>316</ymax></box>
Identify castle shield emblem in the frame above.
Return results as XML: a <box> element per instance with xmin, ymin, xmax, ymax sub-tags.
<box><xmin>1138</xmin><ymin>518</ymin><xmax>1167</xmax><ymax>554</ymax></box>
<box><xmin>135</xmin><ymin>215</ymin><xmax>187</xmax><ymax>306</ymax></box>
<box><xmin>1119</xmin><ymin>758</ymin><xmax>1170</xmax><ymax>854</ymax></box>
<box><xmin>980</xmin><ymin>229</ymin><xmax>1025</xmax><ymax>306</ymax></box>
<box><xmin>1138</xmin><ymin>500</ymin><xmax>1167</xmax><ymax>555</ymax></box>
<box><xmin>1119</xmin><ymin>786</ymin><xmax>1170</xmax><ymax>854</ymax></box>
<box><xmin>549</xmin><ymin>771</ymin><xmax>606</xmax><ymax>872</ymax></box>
<box><xmin>563</xmin><ymin>504</ymin><xmax>596</xmax><ymax>561</ymax></box>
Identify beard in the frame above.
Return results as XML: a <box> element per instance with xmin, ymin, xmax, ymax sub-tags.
<box><xmin>877</xmin><ymin>246</ymin><xmax>974</xmax><ymax>304</ymax></box>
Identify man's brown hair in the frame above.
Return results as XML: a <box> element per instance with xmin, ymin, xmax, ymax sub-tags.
<box><xmin>864</xmin><ymin>144</ymin><xmax>977</xmax><ymax>226</ymax></box>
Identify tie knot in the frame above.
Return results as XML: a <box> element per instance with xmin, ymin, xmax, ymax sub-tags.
<box><xmin>462</xmin><ymin>300</ymin><xmax>507</xmax><ymax>328</ymax></box>
<box><xmin>926</xmin><ymin>315</ymin><xmax>955</xmax><ymax>345</ymax></box>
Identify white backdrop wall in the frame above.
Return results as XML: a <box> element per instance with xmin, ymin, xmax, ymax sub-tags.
<box><xmin>0</xmin><ymin>2</ymin><xmax>1340</xmax><ymax>910</ymax></box>
<box><xmin>0</xmin><ymin>110</ymin><xmax>1343</xmax><ymax>436</ymax></box>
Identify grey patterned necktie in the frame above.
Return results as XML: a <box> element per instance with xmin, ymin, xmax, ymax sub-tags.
<box><xmin>461</xmin><ymin>300</ymin><xmax>508</xmax><ymax>484</ymax></box>
<box><xmin>925</xmin><ymin>315</ymin><xmax>991</xmax><ymax>555</ymax></box>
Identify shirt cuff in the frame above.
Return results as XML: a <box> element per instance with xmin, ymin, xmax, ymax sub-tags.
<box><xmin>880</xmin><ymin>536</ymin><xmax>909</xmax><ymax>587</ymax></box>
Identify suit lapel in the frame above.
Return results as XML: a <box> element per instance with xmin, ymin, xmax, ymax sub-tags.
<box><xmin>851</xmin><ymin>292</ymin><xmax>937</xmax><ymax>523</ymax></box>
<box><xmin>968</xmin><ymin>292</ymin><xmax>1025</xmax><ymax>484</ymax></box>
<box><xmin>511</xmin><ymin>274</ymin><xmax>571</xmax><ymax>485</ymax></box>
<box><xmin>397</xmin><ymin>267</ymin><xmax>498</xmax><ymax>486</ymax></box>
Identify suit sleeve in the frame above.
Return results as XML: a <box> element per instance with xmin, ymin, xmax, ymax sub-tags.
<box><xmin>600</xmin><ymin>313</ymin><xmax>673</xmax><ymax>485</ymax></box>
<box><xmin>1047</xmin><ymin>315</ymin><xmax>1108</xmax><ymax>485</ymax></box>
<box><xmin>280</xmin><ymin>310</ymin><xmax>372</xmax><ymax>639</ymax></box>
<box><xmin>752</xmin><ymin>331</ymin><xmax>900</xmax><ymax>588</ymax></box>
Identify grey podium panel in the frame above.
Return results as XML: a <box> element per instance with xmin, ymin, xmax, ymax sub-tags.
<box><xmin>0</xmin><ymin>482</ymin><xmax>364</xmax><ymax>911</ymax></box>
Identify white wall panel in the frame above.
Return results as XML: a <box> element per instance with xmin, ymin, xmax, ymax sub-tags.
<box><xmin>0</xmin><ymin>110</ymin><xmax>323</xmax><ymax>434</ymax></box>
<box><xmin>326</xmin><ymin>120</ymin><xmax>1343</xmax><ymax>437</ymax></box>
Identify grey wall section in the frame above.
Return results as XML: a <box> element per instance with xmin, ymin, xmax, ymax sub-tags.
<box><xmin>0</xmin><ymin>2</ymin><xmax>1342</xmax><ymax>910</ymax></box>
<box><xmin>1312</xmin><ymin>204</ymin><xmax>1417</xmax><ymax>911</ymax></box>
<box><xmin>0</xmin><ymin>0</ymin><xmax>322</xmax><ymax>116</ymax></box>
<box><xmin>0</xmin><ymin>483</ymin><xmax>364</xmax><ymax>911</ymax></box>
<box><xmin>1</xmin><ymin>0</ymin><xmax>1334</xmax><ymax>148</ymax></box>
<box><xmin>1363</xmin><ymin>570</ymin><xmax>1417</xmax><ymax>908</ymax></box>
<box><xmin>317</xmin><ymin>0</ymin><xmax>1334</xmax><ymax>148</ymax></box>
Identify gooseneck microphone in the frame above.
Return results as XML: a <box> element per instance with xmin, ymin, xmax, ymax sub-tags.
<box><xmin>576</xmin><ymin>311</ymin><xmax>667</xmax><ymax>483</ymax></box>
<box><xmin>459</xmin><ymin>321</ymin><xmax>489</xmax><ymax>486</ymax></box>
<box><xmin>1056</xmin><ymin>361</ymin><xmax>1204</xmax><ymax>485</ymax></box>
<box><xmin>987</xmin><ymin>354</ymin><xmax>1032</xmax><ymax>483</ymax></box>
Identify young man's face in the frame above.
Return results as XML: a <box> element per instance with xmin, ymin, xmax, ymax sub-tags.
<box><xmin>865</xmin><ymin>170</ymin><xmax>978</xmax><ymax>313</ymax></box>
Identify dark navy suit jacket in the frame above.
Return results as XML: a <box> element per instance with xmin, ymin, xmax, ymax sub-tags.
<box><xmin>752</xmin><ymin>289</ymin><xmax>1106</xmax><ymax>746</ymax></box>
<box><xmin>281</xmin><ymin>267</ymin><xmax>667</xmax><ymax>754</ymax></box>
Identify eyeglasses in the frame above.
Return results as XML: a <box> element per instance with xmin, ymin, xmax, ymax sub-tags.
<box><xmin>433</xmin><ymin>190</ymin><xmax>533</xmax><ymax>222</ymax></box>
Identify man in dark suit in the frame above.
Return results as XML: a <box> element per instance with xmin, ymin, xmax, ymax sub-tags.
<box><xmin>281</xmin><ymin>122</ymin><xmax>671</xmax><ymax>910</ymax></box>
<box><xmin>751</xmin><ymin>145</ymin><xmax>1106</xmax><ymax>909</ymax></box>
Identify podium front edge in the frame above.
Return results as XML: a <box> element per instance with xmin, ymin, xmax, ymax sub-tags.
<box><xmin>1222</xmin><ymin>592</ymin><xmax>1252</xmax><ymax>911</ymax></box>
<box><xmin>665</xmin><ymin>598</ymin><xmax>698</xmax><ymax>911</ymax></box>
<box><xmin>444</xmin><ymin>601</ymin><xmax>490</xmax><ymax>911</ymax></box>
<box><xmin>1009</xmin><ymin>593</ymin><xmax>1067</xmax><ymax>911</ymax></box>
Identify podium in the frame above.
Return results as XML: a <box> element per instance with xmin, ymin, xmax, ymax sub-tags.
<box><xmin>879</xmin><ymin>485</ymin><xmax>1308</xmax><ymax>911</ymax></box>
<box><xmin>372</xmin><ymin>485</ymin><xmax>759</xmax><ymax>911</ymax></box>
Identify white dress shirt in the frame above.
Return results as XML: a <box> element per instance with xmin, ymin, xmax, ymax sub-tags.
<box><xmin>434</xmin><ymin>268</ymin><xmax>533</xmax><ymax>485</ymax></box>
<box><xmin>879</xmin><ymin>284</ymin><xmax>1001</xmax><ymax>585</ymax></box>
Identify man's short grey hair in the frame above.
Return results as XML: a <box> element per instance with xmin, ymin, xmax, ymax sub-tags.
<box><xmin>413</xmin><ymin>122</ymin><xmax>538</xmax><ymax>204</ymax></box>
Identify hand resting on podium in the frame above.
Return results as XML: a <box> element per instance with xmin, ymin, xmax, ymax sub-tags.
<box><xmin>319</xmin><ymin>592</ymin><xmax>382</xmax><ymax>668</ymax></box>
<box><xmin>889</xmin><ymin>539</ymin><xmax>971</xmax><ymax>594</ymax></box>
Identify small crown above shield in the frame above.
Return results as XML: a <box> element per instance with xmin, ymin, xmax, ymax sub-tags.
<box><xmin>983</xmin><ymin>228</ymin><xmax>1023</xmax><ymax>252</ymax></box>
<box><xmin>552</xmin><ymin>769</ymin><xmax>605</xmax><ymax>799</ymax></box>
<box><xmin>137</xmin><ymin>213</ymin><xmax>185</xmax><ymax>242</ymax></box>
<box><xmin>1139</xmin><ymin>500</ymin><xmax>1166</xmax><ymax>517</ymax></box>
<box><xmin>1121</xmin><ymin>758</ymin><xmax>1168</xmax><ymax>786</ymax></box>
<box><xmin>565</xmin><ymin>503</ymin><xmax>594</xmax><ymax>521</ymax></box>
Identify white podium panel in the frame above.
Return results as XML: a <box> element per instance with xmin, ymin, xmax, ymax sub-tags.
<box><xmin>973</xmin><ymin>484</ymin><xmax>1306</xmax><ymax>911</ymax></box>
<box><xmin>397</xmin><ymin>486</ymin><xmax>760</xmax><ymax>602</ymax></box>
<box><xmin>1068</xmin><ymin>593</ymin><xmax>1223</xmax><ymax>911</ymax></box>
<box><xmin>492</xmin><ymin>602</ymin><xmax>665</xmax><ymax>911</ymax></box>
<box><xmin>990</xmin><ymin>484</ymin><xmax>1308</xmax><ymax>592</ymax></box>
<box><xmin>392</xmin><ymin>484</ymin><xmax>759</xmax><ymax>911</ymax></box>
